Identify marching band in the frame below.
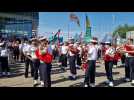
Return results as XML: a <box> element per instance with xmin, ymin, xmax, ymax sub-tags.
<box><xmin>0</xmin><ymin>36</ymin><xmax>134</xmax><ymax>87</ymax></box>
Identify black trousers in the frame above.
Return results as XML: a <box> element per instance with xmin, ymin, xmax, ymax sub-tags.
<box><xmin>20</xmin><ymin>52</ymin><xmax>25</xmax><ymax>62</ymax></box>
<box><xmin>105</xmin><ymin>61</ymin><xmax>113</xmax><ymax>81</ymax></box>
<box><xmin>0</xmin><ymin>56</ymin><xmax>10</xmax><ymax>72</ymax></box>
<box><xmin>13</xmin><ymin>48</ymin><xmax>19</xmax><ymax>61</ymax></box>
<box><xmin>76</xmin><ymin>54</ymin><xmax>81</xmax><ymax>66</ymax></box>
<box><xmin>125</xmin><ymin>57</ymin><xmax>134</xmax><ymax>80</ymax></box>
<box><xmin>25</xmin><ymin>57</ymin><xmax>34</xmax><ymax>77</ymax></box>
<box><xmin>84</xmin><ymin>60</ymin><xmax>96</xmax><ymax>84</ymax></box>
<box><xmin>125</xmin><ymin>57</ymin><xmax>131</xmax><ymax>79</ymax></box>
<box><xmin>69</xmin><ymin>56</ymin><xmax>77</xmax><ymax>75</ymax></box>
<box><xmin>113</xmin><ymin>60</ymin><xmax>117</xmax><ymax>65</ymax></box>
<box><xmin>52</xmin><ymin>50</ymin><xmax>57</xmax><ymax>60</ymax></box>
<box><xmin>32</xmin><ymin>59</ymin><xmax>40</xmax><ymax>80</ymax></box>
<box><xmin>61</xmin><ymin>54</ymin><xmax>67</xmax><ymax>67</ymax></box>
<box><xmin>39</xmin><ymin>63</ymin><xmax>52</xmax><ymax>87</ymax></box>
<box><xmin>121</xmin><ymin>55</ymin><xmax>126</xmax><ymax>64</ymax></box>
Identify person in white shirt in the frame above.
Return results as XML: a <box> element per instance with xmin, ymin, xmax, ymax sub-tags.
<box><xmin>23</xmin><ymin>40</ymin><xmax>34</xmax><ymax>78</ymax></box>
<box><xmin>0</xmin><ymin>42</ymin><xmax>11</xmax><ymax>76</ymax></box>
<box><xmin>51</xmin><ymin>42</ymin><xmax>57</xmax><ymax>60</ymax></box>
<box><xmin>19</xmin><ymin>40</ymin><xmax>25</xmax><ymax>62</ymax></box>
<box><xmin>28</xmin><ymin>38</ymin><xmax>40</xmax><ymax>87</ymax></box>
<box><xmin>76</xmin><ymin>42</ymin><xmax>82</xmax><ymax>69</ymax></box>
<box><xmin>60</xmin><ymin>42</ymin><xmax>68</xmax><ymax>71</ymax></box>
<box><xmin>68</xmin><ymin>41</ymin><xmax>79</xmax><ymax>80</ymax></box>
<box><xmin>84</xmin><ymin>39</ymin><xmax>98</xmax><ymax>87</ymax></box>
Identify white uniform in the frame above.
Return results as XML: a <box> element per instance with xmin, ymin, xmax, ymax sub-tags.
<box><xmin>1</xmin><ymin>48</ymin><xmax>8</xmax><ymax>57</ymax></box>
<box><xmin>61</xmin><ymin>45</ymin><xmax>68</xmax><ymax>54</ymax></box>
<box><xmin>88</xmin><ymin>45</ymin><xmax>98</xmax><ymax>60</ymax></box>
<box><xmin>77</xmin><ymin>46</ymin><xmax>82</xmax><ymax>55</ymax></box>
<box><xmin>30</xmin><ymin>46</ymin><xmax>37</xmax><ymax>59</ymax></box>
<box><xmin>51</xmin><ymin>44</ymin><xmax>55</xmax><ymax>50</ymax></box>
<box><xmin>23</xmin><ymin>44</ymin><xmax>31</xmax><ymax>56</ymax></box>
<box><xmin>69</xmin><ymin>44</ymin><xmax>75</xmax><ymax>56</ymax></box>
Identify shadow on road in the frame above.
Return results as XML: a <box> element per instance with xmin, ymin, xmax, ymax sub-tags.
<box><xmin>96</xmin><ymin>72</ymin><xmax>120</xmax><ymax>77</ymax></box>
<box><xmin>52</xmin><ymin>75</ymin><xmax>85</xmax><ymax>85</ymax></box>
<box><xmin>96</xmin><ymin>77</ymin><xmax>126</xmax><ymax>87</ymax></box>
<box><xmin>69</xmin><ymin>82</ymin><xmax>84</xmax><ymax>87</ymax></box>
<box><xmin>1</xmin><ymin>63</ymin><xmax>25</xmax><ymax>78</ymax></box>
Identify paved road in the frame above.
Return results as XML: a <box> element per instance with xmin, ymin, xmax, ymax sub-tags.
<box><xmin>0</xmin><ymin>60</ymin><xmax>133</xmax><ymax>87</ymax></box>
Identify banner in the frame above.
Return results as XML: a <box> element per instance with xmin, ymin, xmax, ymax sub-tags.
<box><xmin>84</xmin><ymin>14</ymin><xmax>92</xmax><ymax>43</ymax></box>
<box><xmin>70</xmin><ymin>13</ymin><xmax>80</xmax><ymax>27</ymax></box>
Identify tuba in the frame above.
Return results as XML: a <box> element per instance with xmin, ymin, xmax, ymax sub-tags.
<box><xmin>106</xmin><ymin>47</ymin><xmax>115</xmax><ymax>57</ymax></box>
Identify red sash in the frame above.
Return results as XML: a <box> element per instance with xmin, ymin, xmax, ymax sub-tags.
<box><xmin>35</xmin><ymin>49</ymin><xmax>53</xmax><ymax>64</ymax></box>
<box><xmin>103</xmin><ymin>48</ymin><xmax>114</xmax><ymax>61</ymax></box>
<box><xmin>124</xmin><ymin>44</ymin><xmax>134</xmax><ymax>56</ymax></box>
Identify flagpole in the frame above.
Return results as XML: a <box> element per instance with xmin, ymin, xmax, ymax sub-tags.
<box><xmin>68</xmin><ymin>22</ymin><xmax>70</xmax><ymax>40</ymax></box>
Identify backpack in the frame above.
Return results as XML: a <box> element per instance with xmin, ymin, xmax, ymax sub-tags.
<box><xmin>35</xmin><ymin>49</ymin><xmax>53</xmax><ymax>64</ymax></box>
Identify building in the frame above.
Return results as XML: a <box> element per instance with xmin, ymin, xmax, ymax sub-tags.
<box><xmin>126</xmin><ymin>31</ymin><xmax>134</xmax><ymax>39</ymax></box>
<box><xmin>0</xmin><ymin>12</ymin><xmax>39</xmax><ymax>39</ymax></box>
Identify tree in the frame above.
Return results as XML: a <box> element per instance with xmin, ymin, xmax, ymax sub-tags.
<box><xmin>113</xmin><ymin>24</ymin><xmax>134</xmax><ymax>38</ymax></box>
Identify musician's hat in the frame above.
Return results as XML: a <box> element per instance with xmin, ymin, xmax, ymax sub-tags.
<box><xmin>0</xmin><ymin>42</ymin><xmax>4</xmax><ymax>46</ymax></box>
<box><xmin>90</xmin><ymin>39</ymin><xmax>98</xmax><ymax>43</ymax></box>
<box><xmin>105</xmin><ymin>41</ymin><xmax>111</xmax><ymax>44</ymax></box>
<box><xmin>30</xmin><ymin>38</ymin><xmax>38</xmax><ymax>41</ymax></box>
<box><xmin>39</xmin><ymin>36</ymin><xmax>48</xmax><ymax>41</ymax></box>
<box><xmin>69</xmin><ymin>43</ymin><xmax>74</xmax><ymax>47</ymax></box>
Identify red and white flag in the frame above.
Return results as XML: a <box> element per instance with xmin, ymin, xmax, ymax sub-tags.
<box><xmin>70</xmin><ymin>13</ymin><xmax>80</xmax><ymax>27</ymax></box>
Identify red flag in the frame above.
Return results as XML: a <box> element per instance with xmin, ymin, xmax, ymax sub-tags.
<box><xmin>70</xmin><ymin>13</ymin><xmax>80</xmax><ymax>27</ymax></box>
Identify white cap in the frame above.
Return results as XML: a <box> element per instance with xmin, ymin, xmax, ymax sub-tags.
<box><xmin>39</xmin><ymin>37</ymin><xmax>47</xmax><ymax>41</ymax></box>
<box><xmin>69</xmin><ymin>44</ymin><xmax>73</xmax><ymax>47</ymax></box>
<box><xmin>105</xmin><ymin>41</ymin><xmax>111</xmax><ymax>44</ymax></box>
<box><xmin>90</xmin><ymin>39</ymin><xmax>98</xmax><ymax>43</ymax></box>
<box><xmin>0</xmin><ymin>42</ymin><xmax>4</xmax><ymax>46</ymax></box>
<box><xmin>30</xmin><ymin>38</ymin><xmax>37</xmax><ymax>41</ymax></box>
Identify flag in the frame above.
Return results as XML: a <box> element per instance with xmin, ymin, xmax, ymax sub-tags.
<box><xmin>70</xmin><ymin>13</ymin><xmax>80</xmax><ymax>27</ymax></box>
<box><xmin>84</xmin><ymin>14</ymin><xmax>92</xmax><ymax>43</ymax></box>
<box><xmin>86</xmin><ymin>15</ymin><xmax>90</xmax><ymax>28</ymax></box>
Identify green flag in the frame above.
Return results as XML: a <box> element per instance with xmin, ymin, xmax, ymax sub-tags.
<box><xmin>84</xmin><ymin>14</ymin><xmax>92</xmax><ymax>43</ymax></box>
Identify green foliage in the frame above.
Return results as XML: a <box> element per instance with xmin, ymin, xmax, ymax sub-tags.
<box><xmin>113</xmin><ymin>24</ymin><xmax>134</xmax><ymax>38</ymax></box>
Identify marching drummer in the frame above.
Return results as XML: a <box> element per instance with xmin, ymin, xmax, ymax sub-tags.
<box><xmin>84</xmin><ymin>39</ymin><xmax>98</xmax><ymax>87</ymax></box>
<box><xmin>103</xmin><ymin>41</ymin><xmax>116</xmax><ymax>87</ymax></box>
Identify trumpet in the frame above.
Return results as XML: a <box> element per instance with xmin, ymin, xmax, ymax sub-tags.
<box><xmin>116</xmin><ymin>46</ymin><xmax>126</xmax><ymax>54</ymax></box>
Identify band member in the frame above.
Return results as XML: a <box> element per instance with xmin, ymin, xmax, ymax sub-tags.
<box><xmin>68</xmin><ymin>41</ymin><xmax>79</xmax><ymax>80</ymax></box>
<box><xmin>13</xmin><ymin>41</ymin><xmax>20</xmax><ymax>62</ymax></box>
<box><xmin>76</xmin><ymin>42</ymin><xmax>82</xmax><ymax>69</ymax></box>
<box><xmin>0</xmin><ymin>42</ymin><xmax>11</xmax><ymax>76</ymax></box>
<box><xmin>84</xmin><ymin>39</ymin><xmax>98</xmax><ymax>87</ymax></box>
<box><xmin>35</xmin><ymin>37</ymin><xmax>53</xmax><ymax>87</ymax></box>
<box><xmin>23</xmin><ymin>40</ymin><xmax>34</xmax><ymax>78</ymax></box>
<box><xmin>51</xmin><ymin>42</ymin><xmax>57</xmax><ymax>60</ymax></box>
<box><xmin>19</xmin><ymin>40</ymin><xmax>25</xmax><ymax>62</ymax></box>
<box><xmin>60</xmin><ymin>42</ymin><xmax>68</xmax><ymax>71</ymax></box>
<box><xmin>29</xmin><ymin>38</ymin><xmax>40</xmax><ymax>87</ymax></box>
<box><xmin>120</xmin><ymin>38</ymin><xmax>134</xmax><ymax>85</ymax></box>
<box><xmin>104</xmin><ymin>42</ymin><xmax>115</xmax><ymax>87</ymax></box>
<box><xmin>81</xmin><ymin>43</ymin><xmax>88</xmax><ymax>71</ymax></box>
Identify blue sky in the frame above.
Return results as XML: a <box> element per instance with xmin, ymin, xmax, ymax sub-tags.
<box><xmin>39</xmin><ymin>12</ymin><xmax>134</xmax><ymax>40</ymax></box>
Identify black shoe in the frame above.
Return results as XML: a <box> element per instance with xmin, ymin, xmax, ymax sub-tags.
<box><xmin>131</xmin><ymin>83</ymin><xmax>134</xmax><ymax>86</ymax></box>
<box><xmin>124</xmin><ymin>78</ymin><xmax>131</xmax><ymax>82</ymax></box>
<box><xmin>68</xmin><ymin>76</ymin><xmax>77</xmax><ymax>80</ymax></box>
<box><xmin>61</xmin><ymin>67</ymin><xmax>66</xmax><ymax>72</ymax></box>
<box><xmin>25</xmin><ymin>75</ymin><xmax>28</xmax><ymax>78</ymax></box>
<box><xmin>33</xmin><ymin>83</ymin><xmax>38</xmax><ymax>87</ymax></box>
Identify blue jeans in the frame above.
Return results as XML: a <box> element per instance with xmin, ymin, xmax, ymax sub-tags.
<box><xmin>39</xmin><ymin>63</ymin><xmax>52</xmax><ymax>87</ymax></box>
<box><xmin>69</xmin><ymin>56</ymin><xmax>76</xmax><ymax>75</ymax></box>
<box><xmin>125</xmin><ymin>57</ymin><xmax>131</xmax><ymax>79</ymax></box>
<box><xmin>84</xmin><ymin>60</ymin><xmax>96</xmax><ymax>84</ymax></box>
<box><xmin>105</xmin><ymin>61</ymin><xmax>113</xmax><ymax>82</ymax></box>
<box><xmin>129</xmin><ymin>57</ymin><xmax>134</xmax><ymax>80</ymax></box>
